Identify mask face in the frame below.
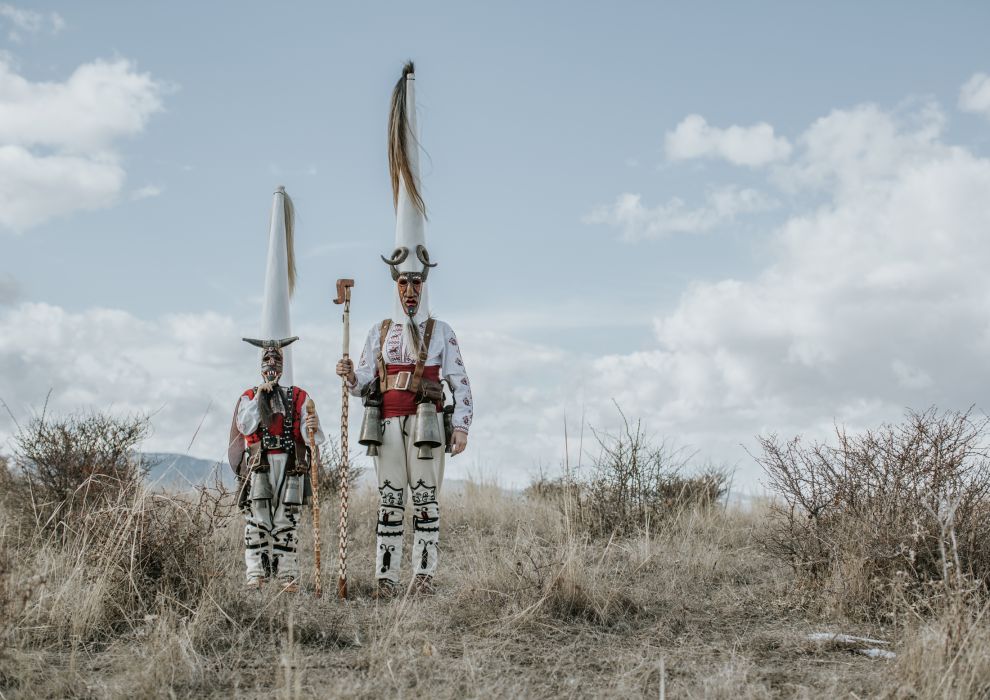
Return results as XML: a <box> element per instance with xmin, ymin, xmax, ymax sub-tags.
<box><xmin>261</xmin><ymin>347</ymin><xmax>284</xmax><ymax>384</ymax></box>
<box><xmin>397</xmin><ymin>273</ymin><xmax>424</xmax><ymax>317</ymax></box>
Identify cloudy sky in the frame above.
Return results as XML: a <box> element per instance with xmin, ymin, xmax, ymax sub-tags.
<box><xmin>2</xmin><ymin>2</ymin><xmax>990</xmax><ymax>489</ymax></box>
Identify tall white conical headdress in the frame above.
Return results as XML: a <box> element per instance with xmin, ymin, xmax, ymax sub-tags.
<box><xmin>382</xmin><ymin>62</ymin><xmax>436</xmax><ymax>325</ymax></box>
<box><xmin>244</xmin><ymin>185</ymin><xmax>297</xmax><ymax>384</ymax></box>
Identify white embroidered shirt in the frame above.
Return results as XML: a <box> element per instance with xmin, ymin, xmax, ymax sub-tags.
<box><xmin>351</xmin><ymin>319</ymin><xmax>473</xmax><ymax>434</ymax></box>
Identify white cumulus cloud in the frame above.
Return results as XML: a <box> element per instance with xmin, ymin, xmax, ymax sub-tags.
<box><xmin>585</xmin><ymin>186</ymin><xmax>777</xmax><ymax>241</ymax></box>
<box><xmin>590</xmin><ymin>100</ymin><xmax>990</xmax><ymax>484</ymax></box>
<box><xmin>776</xmin><ymin>101</ymin><xmax>947</xmax><ymax>195</ymax></box>
<box><xmin>0</xmin><ymin>57</ymin><xmax>165</xmax><ymax>231</ymax></box>
<box><xmin>959</xmin><ymin>72</ymin><xmax>990</xmax><ymax>119</ymax></box>
<box><xmin>665</xmin><ymin>114</ymin><xmax>792</xmax><ymax>167</ymax></box>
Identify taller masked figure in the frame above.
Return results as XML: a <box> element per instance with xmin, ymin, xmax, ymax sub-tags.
<box><xmin>230</xmin><ymin>187</ymin><xmax>325</xmax><ymax>592</ymax></box>
<box><xmin>337</xmin><ymin>63</ymin><xmax>473</xmax><ymax>598</ymax></box>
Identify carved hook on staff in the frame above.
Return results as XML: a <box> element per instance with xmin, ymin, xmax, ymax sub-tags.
<box><xmin>333</xmin><ymin>278</ymin><xmax>354</xmax><ymax>600</ymax></box>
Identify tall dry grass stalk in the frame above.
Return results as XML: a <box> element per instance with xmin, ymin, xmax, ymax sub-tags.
<box><xmin>893</xmin><ymin>596</ymin><xmax>990</xmax><ymax>698</ymax></box>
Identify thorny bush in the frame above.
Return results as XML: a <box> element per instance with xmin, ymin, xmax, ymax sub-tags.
<box><xmin>7</xmin><ymin>409</ymin><xmax>151</xmax><ymax>534</ymax></box>
<box><xmin>528</xmin><ymin>410</ymin><xmax>729</xmax><ymax>535</ymax></box>
<box><xmin>1</xmin><ymin>409</ymin><xmax>234</xmax><ymax>646</ymax></box>
<box><xmin>757</xmin><ymin>408</ymin><xmax>990</xmax><ymax>620</ymax></box>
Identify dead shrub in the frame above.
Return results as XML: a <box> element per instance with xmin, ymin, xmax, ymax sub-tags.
<box><xmin>8</xmin><ymin>409</ymin><xmax>151</xmax><ymax>535</ymax></box>
<box><xmin>528</xmin><ymin>411</ymin><xmax>729</xmax><ymax>536</ymax></box>
<box><xmin>757</xmin><ymin>408</ymin><xmax>990</xmax><ymax>620</ymax></box>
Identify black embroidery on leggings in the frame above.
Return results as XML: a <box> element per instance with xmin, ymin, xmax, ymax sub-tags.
<box><xmin>417</xmin><ymin>539</ymin><xmax>438</xmax><ymax>571</ymax></box>
<box><xmin>378</xmin><ymin>507</ymin><xmax>403</xmax><ymax>527</ymax></box>
<box><xmin>413</xmin><ymin>504</ymin><xmax>440</xmax><ymax>533</ymax></box>
<box><xmin>411</xmin><ymin>479</ymin><xmax>437</xmax><ymax>506</ymax></box>
<box><xmin>379</xmin><ymin>544</ymin><xmax>395</xmax><ymax>574</ymax></box>
<box><xmin>378</xmin><ymin>480</ymin><xmax>405</xmax><ymax>507</ymax></box>
<box><xmin>377</xmin><ymin>506</ymin><xmax>404</xmax><ymax>537</ymax></box>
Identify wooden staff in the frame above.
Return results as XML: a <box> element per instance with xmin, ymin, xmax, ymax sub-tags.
<box><xmin>333</xmin><ymin>278</ymin><xmax>354</xmax><ymax>599</ymax></box>
<box><xmin>306</xmin><ymin>397</ymin><xmax>322</xmax><ymax>598</ymax></box>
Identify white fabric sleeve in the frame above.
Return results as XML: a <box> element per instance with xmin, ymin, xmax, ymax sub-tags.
<box><xmin>351</xmin><ymin>324</ymin><xmax>380</xmax><ymax>397</ymax></box>
<box><xmin>235</xmin><ymin>394</ymin><xmax>261</xmax><ymax>436</ymax></box>
<box><xmin>300</xmin><ymin>398</ymin><xmax>326</xmax><ymax>446</ymax></box>
<box><xmin>441</xmin><ymin>324</ymin><xmax>473</xmax><ymax>434</ymax></box>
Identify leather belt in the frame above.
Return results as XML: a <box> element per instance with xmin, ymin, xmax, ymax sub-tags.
<box><xmin>384</xmin><ymin>371</ymin><xmax>413</xmax><ymax>392</ymax></box>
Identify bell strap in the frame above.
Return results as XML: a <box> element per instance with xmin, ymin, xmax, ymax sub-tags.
<box><xmin>410</xmin><ymin>318</ymin><xmax>436</xmax><ymax>394</ymax></box>
<box><xmin>377</xmin><ymin>319</ymin><xmax>392</xmax><ymax>393</ymax></box>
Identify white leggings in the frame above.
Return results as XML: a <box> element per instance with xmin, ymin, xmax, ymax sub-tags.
<box><xmin>374</xmin><ymin>412</ymin><xmax>445</xmax><ymax>582</ymax></box>
<box><xmin>242</xmin><ymin>453</ymin><xmax>301</xmax><ymax>582</ymax></box>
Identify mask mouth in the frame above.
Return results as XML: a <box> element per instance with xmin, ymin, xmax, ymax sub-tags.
<box><xmin>261</xmin><ymin>349</ymin><xmax>283</xmax><ymax>382</ymax></box>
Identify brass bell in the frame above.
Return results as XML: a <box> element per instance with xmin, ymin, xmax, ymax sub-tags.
<box><xmin>413</xmin><ymin>402</ymin><xmax>442</xmax><ymax>460</ymax></box>
<box><xmin>249</xmin><ymin>469</ymin><xmax>273</xmax><ymax>522</ymax></box>
<box><xmin>250</xmin><ymin>469</ymin><xmax>274</xmax><ymax>501</ymax></box>
<box><xmin>283</xmin><ymin>474</ymin><xmax>303</xmax><ymax>506</ymax></box>
<box><xmin>359</xmin><ymin>404</ymin><xmax>384</xmax><ymax>456</ymax></box>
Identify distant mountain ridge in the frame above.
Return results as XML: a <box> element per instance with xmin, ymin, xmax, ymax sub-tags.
<box><xmin>142</xmin><ymin>452</ymin><xmax>233</xmax><ymax>488</ymax></box>
<box><xmin>140</xmin><ymin>453</ymin><xmax>509</xmax><ymax>497</ymax></box>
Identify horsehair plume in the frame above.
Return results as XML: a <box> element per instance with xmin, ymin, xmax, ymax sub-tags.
<box><xmin>278</xmin><ymin>186</ymin><xmax>297</xmax><ymax>297</ymax></box>
<box><xmin>388</xmin><ymin>60</ymin><xmax>426</xmax><ymax>218</ymax></box>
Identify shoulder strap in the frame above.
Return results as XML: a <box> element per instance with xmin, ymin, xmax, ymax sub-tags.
<box><xmin>410</xmin><ymin>318</ymin><xmax>436</xmax><ymax>393</ymax></box>
<box><xmin>377</xmin><ymin>319</ymin><xmax>392</xmax><ymax>393</ymax></box>
<box><xmin>282</xmin><ymin>386</ymin><xmax>294</xmax><ymax>430</ymax></box>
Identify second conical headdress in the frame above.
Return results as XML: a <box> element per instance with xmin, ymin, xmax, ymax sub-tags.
<box><xmin>243</xmin><ymin>185</ymin><xmax>298</xmax><ymax>384</ymax></box>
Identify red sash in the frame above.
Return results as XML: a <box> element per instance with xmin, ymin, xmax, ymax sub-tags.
<box><xmin>383</xmin><ymin>364</ymin><xmax>441</xmax><ymax>418</ymax></box>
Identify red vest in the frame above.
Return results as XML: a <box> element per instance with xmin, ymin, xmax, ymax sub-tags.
<box><xmin>241</xmin><ymin>386</ymin><xmax>308</xmax><ymax>453</ymax></box>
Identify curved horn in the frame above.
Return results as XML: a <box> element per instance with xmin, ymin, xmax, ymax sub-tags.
<box><xmin>381</xmin><ymin>246</ymin><xmax>409</xmax><ymax>280</ymax></box>
<box><xmin>416</xmin><ymin>245</ymin><xmax>437</xmax><ymax>269</ymax></box>
<box><xmin>380</xmin><ymin>247</ymin><xmax>410</xmax><ymax>267</ymax></box>
<box><xmin>242</xmin><ymin>338</ymin><xmax>265</xmax><ymax>348</ymax></box>
<box><xmin>277</xmin><ymin>336</ymin><xmax>299</xmax><ymax>348</ymax></box>
<box><xmin>416</xmin><ymin>245</ymin><xmax>437</xmax><ymax>279</ymax></box>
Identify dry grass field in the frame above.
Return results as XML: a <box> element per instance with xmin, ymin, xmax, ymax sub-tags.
<box><xmin>2</xmin><ymin>409</ymin><xmax>989</xmax><ymax>698</ymax></box>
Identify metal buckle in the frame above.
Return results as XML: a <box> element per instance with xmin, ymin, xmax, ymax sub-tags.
<box><xmin>394</xmin><ymin>371</ymin><xmax>412</xmax><ymax>391</ymax></box>
<box><xmin>261</xmin><ymin>435</ymin><xmax>279</xmax><ymax>450</ymax></box>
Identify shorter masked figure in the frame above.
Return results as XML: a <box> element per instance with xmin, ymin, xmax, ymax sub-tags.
<box><xmin>230</xmin><ymin>338</ymin><xmax>324</xmax><ymax>590</ymax></box>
